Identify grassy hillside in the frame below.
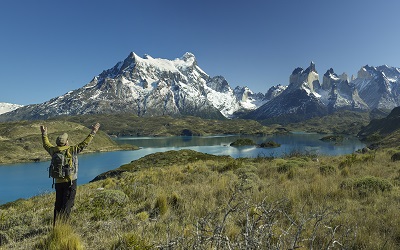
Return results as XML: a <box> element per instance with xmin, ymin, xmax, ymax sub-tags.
<box><xmin>284</xmin><ymin>110</ymin><xmax>373</xmax><ymax>135</ymax></box>
<box><xmin>0</xmin><ymin>120</ymin><xmax>136</xmax><ymax>164</ymax></box>
<box><xmin>1</xmin><ymin>148</ymin><xmax>399</xmax><ymax>249</ymax></box>
<box><xmin>357</xmin><ymin>107</ymin><xmax>400</xmax><ymax>148</ymax></box>
<box><xmin>52</xmin><ymin>114</ymin><xmax>284</xmax><ymax>136</ymax></box>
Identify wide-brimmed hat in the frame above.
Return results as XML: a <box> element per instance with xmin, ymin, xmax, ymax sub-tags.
<box><xmin>56</xmin><ymin>133</ymin><xmax>69</xmax><ymax>146</ymax></box>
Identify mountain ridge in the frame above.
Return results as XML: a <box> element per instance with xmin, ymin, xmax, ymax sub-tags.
<box><xmin>0</xmin><ymin>52</ymin><xmax>267</xmax><ymax>121</ymax></box>
<box><xmin>0</xmin><ymin>52</ymin><xmax>399</xmax><ymax>122</ymax></box>
<box><xmin>246</xmin><ymin>62</ymin><xmax>399</xmax><ymax>123</ymax></box>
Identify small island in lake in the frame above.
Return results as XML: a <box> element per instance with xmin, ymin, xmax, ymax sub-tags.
<box><xmin>230</xmin><ymin>138</ymin><xmax>256</xmax><ymax>146</ymax></box>
<box><xmin>319</xmin><ymin>135</ymin><xmax>344</xmax><ymax>142</ymax></box>
<box><xmin>230</xmin><ymin>139</ymin><xmax>281</xmax><ymax>148</ymax></box>
<box><xmin>259</xmin><ymin>141</ymin><xmax>281</xmax><ymax>148</ymax></box>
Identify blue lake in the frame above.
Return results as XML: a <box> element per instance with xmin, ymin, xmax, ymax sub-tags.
<box><xmin>0</xmin><ymin>133</ymin><xmax>365</xmax><ymax>205</ymax></box>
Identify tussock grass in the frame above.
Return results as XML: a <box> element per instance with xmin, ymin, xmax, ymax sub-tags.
<box><xmin>1</xmin><ymin>148</ymin><xmax>399</xmax><ymax>249</ymax></box>
<box><xmin>35</xmin><ymin>221</ymin><xmax>84</xmax><ymax>250</ymax></box>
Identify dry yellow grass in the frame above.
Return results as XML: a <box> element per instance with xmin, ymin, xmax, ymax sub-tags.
<box><xmin>1</xmin><ymin>148</ymin><xmax>399</xmax><ymax>249</ymax></box>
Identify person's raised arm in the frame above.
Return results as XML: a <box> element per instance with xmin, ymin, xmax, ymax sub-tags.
<box><xmin>40</xmin><ymin>125</ymin><xmax>47</xmax><ymax>135</ymax></box>
<box><xmin>90</xmin><ymin>123</ymin><xmax>100</xmax><ymax>135</ymax></box>
<box><xmin>72</xmin><ymin>123</ymin><xmax>101</xmax><ymax>154</ymax></box>
<box><xmin>40</xmin><ymin>125</ymin><xmax>53</xmax><ymax>153</ymax></box>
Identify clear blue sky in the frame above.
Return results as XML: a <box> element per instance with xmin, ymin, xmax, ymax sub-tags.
<box><xmin>1</xmin><ymin>0</ymin><xmax>399</xmax><ymax>105</ymax></box>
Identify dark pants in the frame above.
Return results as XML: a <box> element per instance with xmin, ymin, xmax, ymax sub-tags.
<box><xmin>54</xmin><ymin>179</ymin><xmax>77</xmax><ymax>225</ymax></box>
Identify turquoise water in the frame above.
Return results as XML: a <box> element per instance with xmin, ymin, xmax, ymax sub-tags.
<box><xmin>0</xmin><ymin>133</ymin><xmax>365</xmax><ymax>205</ymax></box>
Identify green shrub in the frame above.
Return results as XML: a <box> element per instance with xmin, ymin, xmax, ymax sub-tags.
<box><xmin>217</xmin><ymin>159</ymin><xmax>243</xmax><ymax>172</ymax></box>
<box><xmin>341</xmin><ymin>167</ymin><xmax>350</xmax><ymax>177</ymax></box>
<box><xmin>136</xmin><ymin>211</ymin><xmax>149</xmax><ymax>222</ymax></box>
<box><xmin>0</xmin><ymin>231</ymin><xmax>10</xmax><ymax>246</ymax></box>
<box><xmin>353</xmin><ymin>176</ymin><xmax>393</xmax><ymax>192</ymax></box>
<box><xmin>93</xmin><ymin>189</ymin><xmax>129</xmax><ymax>206</ymax></box>
<box><xmin>319</xmin><ymin>165</ymin><xmax>336</xmax><ymax>176</ymax></box>
<box><xmin>340</xmin><ymin>176</ymin><xmax>393</xmax><ymax>196</ymax></box>
<box><xmin>287</xmin><ymin>168</ymin><xmax>295</xmax><ymax>179</ymax></box>
<box><xmin>278</xmin><ymin>162</ymin><xmax>297</xmax><ymax>173</ymax></box>
<box><xmin>338</xmin><ymin>154</ymin><xmax>358</xmax><ymax>169</ymax></box>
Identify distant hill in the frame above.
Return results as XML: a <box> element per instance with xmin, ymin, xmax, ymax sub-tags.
<box><xmin>284</xmin><ymin>110</ymin><xmax>377</xmax><ymax>135</ymax></box>
<box><xmin>51</xmin><ymin>114</ymin><xmax>281</xmax><ymax>137</ymax></box>
<box><xmin>358</xmin><ymin>106</ymin><xmax>400</xmax><ymax>147</ymax></box>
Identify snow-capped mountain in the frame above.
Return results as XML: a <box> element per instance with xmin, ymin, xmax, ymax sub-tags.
<box><xmin>351</xmin><ymin>65</ymin><xmax>400</xmax><ymax>109</ymax></box>
<box><xmin>321</xmin><ymin>68</ymin><xmax>368</xmax><ymax>111</ymax></box>
<box><xmin>245</xmin><ymin>62</ymin><xmax>372</xmax><ymax>122</ymax></box>
<box><xmin>0</xmin><ymin>52</ymin><xmax>266</xmax><ymax>121</ymax></box>
<box><xmin>245</xmin><ymin>62</ymin><xmax>327</xmax><ymax>122</ymax></box>
<box><xmin>264</xmin><ymin>84</ymin><xmax>287</xmax><ymax>101</ymax></box>
<box><xmin>0</xmin><ymin>102</ymin><xmax>23</xmax><ymax>115</ymax></box>
<box><xmin>1</xmin><ymin>51</ymin><xmax>399</xmax><ymax>123</ymax></box>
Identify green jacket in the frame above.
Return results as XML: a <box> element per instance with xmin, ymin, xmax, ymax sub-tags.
<box><xmin>42</xmin><ymin>133</ymin><xmax>95</xmax><ymax>183</ymax></box>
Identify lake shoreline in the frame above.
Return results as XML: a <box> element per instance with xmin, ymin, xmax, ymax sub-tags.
<box><xmin>0</xmin><ymin>132</ymin><xmax>364</xmax><ymax>165</ymax></box>
<box><xmin>0</xmin><ymin>145</ymin><xmax>139</xmax><ymax>166</ymax></box>
<box><xmin>0</xmin><ymin>134</ymin><xmax>365</xmax><ymax>205</ymax></box>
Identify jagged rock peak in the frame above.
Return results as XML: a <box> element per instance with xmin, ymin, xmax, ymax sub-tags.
<box><xmin>207</xmin><ymin>76</ymin><xmax>230</xmax><ymax>92</ymax></box>
<box><xmin>180</xmin><ymin>52</ymin><xmax>197</xmax><ymax>65</ymax></box>
<box><xmin>292</xmin><ymin>67</ymin><xmax>304</xmax><ymax>75</ymax></box>
<box><xmin>357</xmin><ymin>65</ymin><xmax>377</xmax><ymax>79</ymax></box>
<box><xmin>309</xmin><ymin>61</ymin><xmax>317</xmax><ymax>73</ymax></box>
<box><xmin>339</xmin><ymin>72</ymin><xmax>349</xmax><ymax>81</ymax></box>
<box><xmin>324</xmin><ymin>68</ymin><xmax>336</xmax><ymax>77</ymax></box>
<box><xmin>289</xmin><ymin>62</ymin><xmax>320</xmax><ymax>92</ymax></box>
<box><xmin>181</xmin><ymin>52</ymin><xmax>195</xmax><ymax>60</ymax></box>
<box><xmin>120</xmin><ymin>52</ymin><xmax>138</xmax><ymax>71</ymax></box>
<box><xmin>357</xmin><ymin>64</ymin><xmax>400</xmax><ymax>81</ymax></box>
<box><xmin>265</xmin><ymin>84</ymin><xmax>287</xmax><ymax>100</ymax></box>
<box><xmin>291</xmin><ymin>61</ymin><xmax>318</xmax><ymax>76</ymax></box>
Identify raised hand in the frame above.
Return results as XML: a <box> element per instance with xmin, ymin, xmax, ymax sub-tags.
<box><xmin>40</xmin><ymin>125</ymin><xmax>47</xmax><ymax>135</ymax></box>
<box><xmin>91</xmin><ymin>123</ymin><xmax>100</xmax><ymax>134</ymax></box>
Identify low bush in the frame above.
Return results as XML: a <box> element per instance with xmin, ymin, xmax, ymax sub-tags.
<box><xmin>319</xmin><ymin>165</ymin><xmax>336</xmax><ymax>176</ymax></box>
<box><xmin>340</xmin><ymin>176</ymin><xmax>393</xmax><ymax>196</ymax></box>
<box><xmin>277</xmin><ymin>162</ymin><xmax>297</xmax><ymax>173</ymax></box>
<box><xmin>93</xmin><ymin>189</ymin><xmax>129</xmax><ymax>206</ymax></box>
